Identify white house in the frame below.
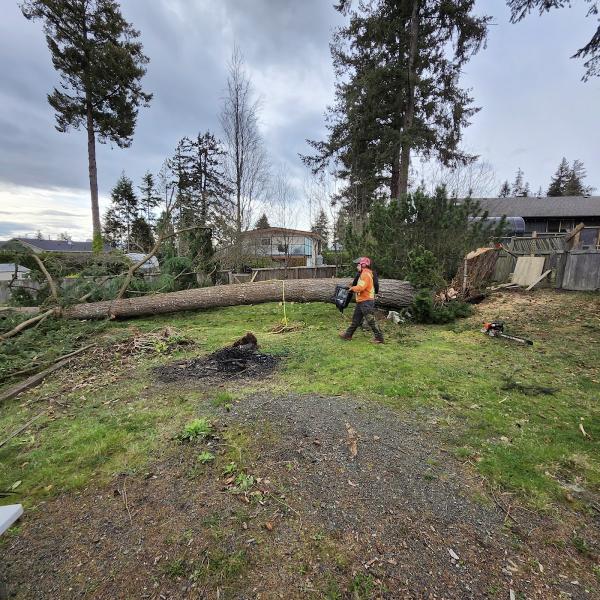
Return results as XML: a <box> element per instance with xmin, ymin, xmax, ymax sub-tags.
<box><xmin>240</xmin><ymin>227</ymin><xmax>324</xmax><ymax>266</ymax></box>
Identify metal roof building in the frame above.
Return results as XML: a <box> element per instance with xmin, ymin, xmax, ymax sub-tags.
<box><xmin>471</xmin><ymin>196</ymin><xmax>600</xmax><ymax>233</ymax></box>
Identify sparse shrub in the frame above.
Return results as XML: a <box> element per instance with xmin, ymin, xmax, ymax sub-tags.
<box><xmin>178</xmin><ymin>418</ymin><xmax>212</xmax><ymax>442</ymax></box>
<box><xmin>197</xmin><ymin>451</ymin><xmax>215</xmax><ymax>464</ymax></box>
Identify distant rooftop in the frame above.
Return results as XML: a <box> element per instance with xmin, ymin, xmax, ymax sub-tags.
<box><xmin>472</xmin><ymin>196</ymin><xmax>600</xmax><ymax>218</ymax></box>
<box><xmin>7</xmin><ymin>238</ymin><xmax>112</xmax><ymax>253</ymax></box>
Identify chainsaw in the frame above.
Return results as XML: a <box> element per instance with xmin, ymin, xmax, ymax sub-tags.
<box><xmin>482</xmin><ymin>321</ymin><xmax>533</xmax><ymax>345</ymax></box>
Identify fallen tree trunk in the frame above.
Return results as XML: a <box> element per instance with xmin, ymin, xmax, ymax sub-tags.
<box><xmin>61</xmin><ymin>278</ymin><xmax>414</xmax><ymax>320</ymax></box>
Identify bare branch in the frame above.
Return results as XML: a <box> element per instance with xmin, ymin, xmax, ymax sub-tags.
<box><xmin>31</xmin><ymin>254</ymin><xmax>60</xmax><ymax>303</ymax></box>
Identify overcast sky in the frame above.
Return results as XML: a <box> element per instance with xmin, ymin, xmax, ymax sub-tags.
<box><xmin>0</xmin><ymin>0</ymin><xmax>598</xmax><ymax>240</ymax></box>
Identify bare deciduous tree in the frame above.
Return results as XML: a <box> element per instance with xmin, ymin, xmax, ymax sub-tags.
<box><xmin>220</xmin><ymin>47</ymin><xmax>269</xmax><ymax>247</ymax></box>
<box><xmin>412</xmin><ymin>159</ymin><xmax>498</xmax><ymax>198</ymax></box>
<box><xmin>270</xmin><ymin>166</ymin><xmax>299</xmax><ymax>270</ymax></box>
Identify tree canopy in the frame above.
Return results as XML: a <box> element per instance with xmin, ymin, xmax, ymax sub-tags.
<box><xmin>303</xmin><ymin>0</ymin><xmax>490</xmax><ymax>217</ymax></box>
<box><xmin>21</xmin><ymin>0</ymin><xmax>152</xmax><ymax>250</ymax></box>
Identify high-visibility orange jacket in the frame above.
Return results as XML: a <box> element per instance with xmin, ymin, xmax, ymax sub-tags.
<box><xmin>350</xmin><ymin>268</ymin><xmax>376</xmax><ymax>303</ymax></box>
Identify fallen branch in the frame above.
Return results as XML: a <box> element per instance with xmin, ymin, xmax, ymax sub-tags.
<box><xmin>111</xmin><ymin>225</ymin><xmax>211</xmax><ymax>309</ymax></box>
<box><xmin>0</xmin><ymin>308</ymin><xmax>56</xmax><ymax>342</ymax></box>
<box><xmin>31</xmin><ymin>254</ymin><xmax>59</xmax><ymax>303</ymax></box>
<box><xmin>0</xmin><ymin>411</ymin><xmax>47</xmax><ymax>449</ymax></box>
<box><xmin>0</xmin><ymin>344</ymin><xmax>94</xmax><ymax>405</ymax></box>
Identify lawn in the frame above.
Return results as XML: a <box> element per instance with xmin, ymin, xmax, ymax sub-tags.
<box><xmin>0</xmin><ymin>289</ymin><xmax>599</xmax><ymax>512</ymax></box>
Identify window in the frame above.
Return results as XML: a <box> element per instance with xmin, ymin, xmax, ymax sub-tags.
<box><xmin>261</xmin><ymin>238</ymin><xmax>270</xmax><ymax>246</ymax></box>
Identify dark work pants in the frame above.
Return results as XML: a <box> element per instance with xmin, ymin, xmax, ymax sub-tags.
<box><xmin>345</xmin><ymin>300</ymin><xmax>384</xmax><ymax>341</ymax></box>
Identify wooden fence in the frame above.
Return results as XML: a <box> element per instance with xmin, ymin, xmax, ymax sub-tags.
<box><xmin>493</xmin><ymin>235</ymin><xmax>600</xmax><ymax>291</ymax></box>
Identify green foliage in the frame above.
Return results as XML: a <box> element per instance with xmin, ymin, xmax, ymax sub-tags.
<box><xmin>321</xmin><ymin>248</ymin><xmax>351</xmax><ymax>267</ymax></box>
<box><xmin>197</xmin><ymin>451</ymin><xmax>215</xmax><ymax>464</ymax></box>
<box><xmin>222</xmin><ymin>462</ymin><xmax>237</xmax><ymax>475</ymax></box>
<box><xmin>162</xmin><ymin>256</ymin><xmax>196</xmax><ymax>290</ymax></box>
<box><xmin>303</xmin><ymin>0</ymin><xmax>490</xmax><ymax>211</ymax></box>
<box><xmin>92</xmin><ymin>233</ymin><xmax>104</xmax><ymax>254</ymax></box>
<box><xmin>361</xmin><ymin>188</ymin><xmax>505</xmax><ymax>281</ymax></box>
<box><xmin>163</xmin><ymin>558</ymin><xmax>187</xmax><ymax>578</ymax></box>
<box><xmin>0</xmin><ymin>315</ymin><xmax>106</xmax><ymax>379</ymax></box>
<box><xmin>412</xmin><ymin>290</ymin><xmax>474</xmax><ymax>324</ymax></box>
<box><xmin>311</xmin><ymin>208</ymin><xmax>330</xmax><ymax>248</ymax></box>
<box><xmin>350</xmin><ymin>572</ymin><xmax>376</xmax><ymax>598</ymax></box>
<box><xmin>547</xmin><ymin>158</ymin><xmax>594</xmax><ymax>197</ymax></box>
<box><xmin>178</xmin><ymin>418</ymin><xmax>212</xmax><ymax>442</ymax></box>
<box><xmin>130</xmin><ymin>216</ymin><xmax>154</xmax><ymax>253</ymax></box>
<box><xmin>254</xmin><ymin>213</ymin><xmax>270</xmax><ymax>229</ymax></box>
<box><xmin>7</xmin><ymin>287</ymin><xmax>38</xmax><ymax>307</ymax></box>
<box><xmin>406</xmin><ymin>246</ymin><xmax>445</xmax><ymax>290</ymax></box>
<box><xmin>191</xmin><ymin>549</ymin><xmax>248</xmax><ymax>584</ymax></box>
<box><xmin>21</xmin><ymin>0</ymin><xmax>152</xmax><ymax>147</ymax></box>
<box><xmin>212</xmin><ymin>391</ymin><xmax>235</xmax><ymax>409</ymax></box>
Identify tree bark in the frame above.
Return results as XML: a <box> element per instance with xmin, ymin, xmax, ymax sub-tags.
<box><xmin>86</xmin><ymin>98</ymin><xmax>102</xmax><ymax>250</ymax></box>
<box><xmin>62</xmin><ymin>278</ymin><xmax>415</xmax><ymax>320</ymax></box>
<box><xmin>398</xmin><ymin>0</ymin><xmax>420</xmax><ymax>198</ymax></box>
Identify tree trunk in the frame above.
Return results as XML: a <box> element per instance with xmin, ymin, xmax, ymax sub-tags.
<box><xmin>63</xmin><ymin>278</ymin><xmax>415</xmax><ymax>320</ymax></box>
<box><xmin>398</xmin><ymin>0</ymin><xmax>420</xmax><ymax>198</ymax></box>
<box><xmin>86</xmin><ymin>99</ymin><xmax>102</xmax><ymax>251</ymax></box>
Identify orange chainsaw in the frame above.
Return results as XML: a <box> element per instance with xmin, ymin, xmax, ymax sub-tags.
<box><xmin>482</xmin><ymin>321</ymin><xmax>533</xmax><ymax>345</ymax></box>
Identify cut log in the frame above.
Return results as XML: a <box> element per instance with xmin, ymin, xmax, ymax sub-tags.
<box><xmin>62</xmin><ymin>278</ymin><xmax>414</xmax><ymax>320</ymax></box>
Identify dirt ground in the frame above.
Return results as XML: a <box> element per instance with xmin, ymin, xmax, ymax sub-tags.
<box><xmin>2</xmin><ymin>389</ymin><xmax>598</xmax><ymax>599</ymax></box>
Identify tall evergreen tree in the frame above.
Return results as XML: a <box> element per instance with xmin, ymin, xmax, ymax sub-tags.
<box><xmin>21</xmin><ymin>0</ymin><xmax>152</xmax><ymax>251</ymax></box>
<box><xmin>138</xmin><ymin>172</ymin><xmax>161</xmax><ymax>224</ymax></box>
<box><xmin>303</xmin><ymin>0</ymin><xmax>490</xmax><ymax>216</ymax></box>
<box><xmin>311</xmin><ymin>208</ymin><xmax>330</xmax><ymax>248</ymax></box>
<box><xmin>255</xmin><ymin>213</ymin><xmax>271</xmax><ymax>229</ymax></box>
<box><xmin>511</xmin><ymin>168</ymin><xmax>530</xmax><ymax>197</ymax></box>
<box><xmin>498</xmin><ymin>181</ymin><xmax>511</xmax><ymax>197</ymax></box>
<box><xmin>166</xmin><ymin>132</ymin><xmax>229</xmax><ymax>264</ymax></box>
<box><xmin>104</xmin><ymin>173</ymin><xmax>138</xmax><ymax>250</ymax></box>
<box><xmin>547</xmin><ymin>157</ymin><xmax>571</xmax><ymax>196</ymax></box>
<box><xmin>129</xmin><ymin>216</ymin><xmax>155</xmax><ymax>253</ymax></box>
<box><xmin>547</xmin><ymin>158</ymin><xmax>594</xmax><ymax>196</ymax></box>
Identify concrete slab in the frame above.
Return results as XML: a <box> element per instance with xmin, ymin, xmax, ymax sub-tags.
<box><xmin>0</xmin><ymin>504</ymin><xmax>23</xmax><ymax>535</ymax></box>
<box><xmin>511</xmin><ymin>257</ymin><xmax>546</xmax><ymax>286</ymax></box>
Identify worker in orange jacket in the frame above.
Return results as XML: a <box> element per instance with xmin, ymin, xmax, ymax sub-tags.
<box><xmin>339</xmin><ymin>257</ymin><xmax>384</xmax><ymax>344</ymax></box>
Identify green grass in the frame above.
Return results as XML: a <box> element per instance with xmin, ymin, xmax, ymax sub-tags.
<box><xmin>1</xmin><ymin>291</ymin><xmax>599</xmax><ymax>512</ymax></box>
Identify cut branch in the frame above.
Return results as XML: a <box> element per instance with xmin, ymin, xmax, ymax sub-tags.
<box><xmin>0</xmin><ymin>309</ymin><xmax>56</xmax><ymax>342</ymax></box>
<box><xmin>111</xmin><ymin>225</ymin><xmax>211</xmax><ymax>310</ymax></box>
<box><xmin>31</xmin><ymin>254</ymin><xmax>59</xmax><ymax>303</ymax></box>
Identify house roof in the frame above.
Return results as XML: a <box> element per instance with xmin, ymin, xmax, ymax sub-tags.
<box><xmin>471</xmin><ymin>196</ymin><xmax>600</xmax><ymax>218</ymax></box>
<box><xmin>241</xmin><ymin>227</ymin><xmax>323</xmax><ymax>240</ymax></box>
<box><xmin>8</xmin><ymin>238</ymin><xmax>112</xmax><ymax>253</ymax></box>
<box><xmin>0</xmin><ymin>263</ymin><xmax>30</xmax><ymax>273</ymax></box>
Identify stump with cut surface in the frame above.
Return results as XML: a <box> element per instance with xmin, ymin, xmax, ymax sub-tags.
<box><xmin>61</xmin><ymin>278</ymin><xmax>414</xmax><ymax>320</ymax></box>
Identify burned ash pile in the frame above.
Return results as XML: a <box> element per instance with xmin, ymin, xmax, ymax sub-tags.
<box><xmin>154</xmin><ymin>332</ymin><xmax>278</xmax><ymax>383</ymax></box>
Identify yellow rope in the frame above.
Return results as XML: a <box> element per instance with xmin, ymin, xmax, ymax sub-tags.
<box><xmin>282</xmin><ymin>280</ymin><xmax>288</xmax><ymax>326</ymax></box>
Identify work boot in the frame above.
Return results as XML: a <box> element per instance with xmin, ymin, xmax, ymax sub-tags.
<box><xmin>370</xmin><ymin>338</ymin><xmax>384</xmax><ymax>344</ymax></box>
<box><xmin>339</xmin><ymin>332</ymin><xmax>352</xmax><ymax>341</ymax></box>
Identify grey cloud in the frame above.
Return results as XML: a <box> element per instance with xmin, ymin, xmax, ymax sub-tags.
<box><xmin>0</xmin><ymin>222</ymin><xmax>37</xmax><ymax>237</ymax></box>
<box><xmin>0</xmin><ymin>209</ymin><xmax>85</xmax><ymax>218</ymax></box>
<box><xmin>0</xmin><ymin>0</ymin><xmax>597</xmax><ymax>209</ymax></box>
